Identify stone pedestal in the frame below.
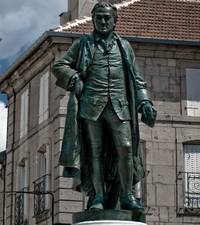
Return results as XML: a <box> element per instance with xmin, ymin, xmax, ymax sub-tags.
<box><xmin>73</xmin><ymin>210</ymin><xmax>145</xmax><ymax>225</ymax></box>
<box><xmin>73</xmin><ymin>220</ymin><xmax>147</xmax><ymax>225</ymax></box>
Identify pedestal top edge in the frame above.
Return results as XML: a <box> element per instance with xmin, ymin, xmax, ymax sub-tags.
<box><xmin>74</xmin><ymin>220</ymin><xmax>147</xmax><ymax>225</ymax></box>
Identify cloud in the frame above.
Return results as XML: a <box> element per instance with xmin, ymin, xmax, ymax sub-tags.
<box><xmin>0</xmin><ymin>101</ymin><xmax>8</xmax><ymax>152</ymax></box>
<box><xmin>0</xmin><ymin>0</ymin><xmax>67</xmax><ymax>59</ymax></box>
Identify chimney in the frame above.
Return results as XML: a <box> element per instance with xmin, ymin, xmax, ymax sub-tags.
<box><xmin>59</xmin><ymin>12</ymin><xmax>70</xmax><ymax>26</ymax></box>
<box><xmin>66</xmin><ymin>0</ymin><xmax>128</xmax><ymax>22</ymax></box>
<box><xmin>68</xmin><ymin>0</ymin><xmax>98</xmax><ymax>20</ymax></box>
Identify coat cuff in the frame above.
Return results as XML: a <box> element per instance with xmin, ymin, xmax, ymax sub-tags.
<box><xmin>136</xmin><ymin>88</ymin><xmax>152</xmax><ymax>111</ymax></box>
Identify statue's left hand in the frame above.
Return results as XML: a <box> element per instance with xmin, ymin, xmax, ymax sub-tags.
<box><xmin>141</xmin><ymin>101</ymin><xmax>157</xmax><ymax>127</ymax></box>
<box><xmin>74</xmin><ymin>75</ymin><xmax>84</xmax><ymax>98</ymax></box>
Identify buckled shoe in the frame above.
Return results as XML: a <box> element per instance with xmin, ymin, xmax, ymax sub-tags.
<box><xmin>120</xmin><ymin>193</ymin><xmax>144</xmax><ymax>211</ymax></box>
<box><xmin>89</xmin><ymin>194</ymin><xmax>104</xmax><ymax>210</ymax></box>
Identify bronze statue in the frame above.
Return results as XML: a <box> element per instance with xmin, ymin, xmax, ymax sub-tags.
<box><xmin>52</xmin><ymin>2</ymin><xmax>156</xmax><ymax>211</ymax></box>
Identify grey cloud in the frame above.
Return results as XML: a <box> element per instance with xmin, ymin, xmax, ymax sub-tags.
<box><xmin>0</xmin><ymin>0</ymin><xmax>25</xmax><ymax>17</ymax></box>
<box><xmin>0</xmin><ymin>0</ymin><xmax>67</xmax><ymax>59</ymax></box>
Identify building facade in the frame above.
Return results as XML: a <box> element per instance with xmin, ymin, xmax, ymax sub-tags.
<box><xmin>0</xmin><ymin>0</ymin><xmax>200</xmax><ymax>225</ymax></box>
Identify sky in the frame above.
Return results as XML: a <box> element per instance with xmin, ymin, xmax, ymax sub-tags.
<box><xmin>0</xmin><ymin>0</ymin><xmax>68</xmax><ymax>151</ymax></box>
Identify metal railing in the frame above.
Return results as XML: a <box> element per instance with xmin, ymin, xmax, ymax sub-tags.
<box><xmin>15</xmin><ymin>187</ymin><xmax>27</xmax><ymax>225</ymax></box>
<box><xmin>184</xmin><ymin>172</ymin><xmax>200</xmax><ymax>209</ymax></box>
<box><xmin>3</xmin><ymin>189</ymin><xmax>54</xmax><ymax>225</ymax></box>
<box><xmin>33</xmin><ymin>174</ymin><xmax>49</xmax><ymax>216</ymax></box>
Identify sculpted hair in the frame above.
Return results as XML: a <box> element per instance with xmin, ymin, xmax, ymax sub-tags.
<box><xmin>91</xmin><ymin>2</ymin><xmax>118</xmax><ymax>23</ymax></box>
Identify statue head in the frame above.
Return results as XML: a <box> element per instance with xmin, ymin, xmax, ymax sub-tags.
<box><xmin>91</xmin><ymin>2</ymin><xmax>118</xmax><ymax>36</ymax></box>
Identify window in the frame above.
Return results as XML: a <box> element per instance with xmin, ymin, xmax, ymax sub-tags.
<box><xmin>185</xmin><ymin>69</ymin><xmax>200</xmax><ymax>116</ymax></box>
<box><xmin>20</xmin><ymin>89</ymin><xmax>29</xmax><ymax>138</ymax></box>
<box><xmin>34</xmin><ymin>147</ymin><xmax>50</xmax><ymax>216</ymax></box>
<box><xmin>37</xmin><ymin>152</ymin><xmax>47</xmax><ymax>178</ymax></box>
<box><xmin>184</xmin><ymin>144</ymin><xmax>200</xmax><ymax>209</ymax></box>
<box><xmin>15</xmin><ymin>160</ymin><xmax>28</xmax><ymax>225</ymax></box>
<box><xmin>39</xmin><ymin>72</ymin><xmax>49</xmax><ymax>124</ymax></box>
<box><xmin>17</xmin><ymin>164</ymin><xmax>25</xmax><ymax>191</ymax></box>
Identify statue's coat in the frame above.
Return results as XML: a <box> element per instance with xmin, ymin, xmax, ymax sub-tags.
<box><xmin>52</xmin><ymin>33</ymin><xmax>150</xmax><ymax>197</ymax></box>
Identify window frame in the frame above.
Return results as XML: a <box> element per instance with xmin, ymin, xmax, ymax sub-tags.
<box><xmin>181</xmin><ymin>62</ymin><xmax>200</xmax><ymax>117</ymax></box>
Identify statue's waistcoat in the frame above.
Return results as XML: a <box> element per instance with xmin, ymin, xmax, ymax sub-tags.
<box><xmin>79</xmin><ymin>40</ymin><xmax>131</xmax><ymax>121</ymax></box>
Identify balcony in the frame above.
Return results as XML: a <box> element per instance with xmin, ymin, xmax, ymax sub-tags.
<box><xmin>177</xmin><ymin>172</ymin><xmax>200</xmax><ymax>216</ymax></box>
<box><xmin>33</xmin><ymin>174</ymin><xmax>49</xmax><ymax>216</ymax></box>
<box><xmin>184</xmin><ymin>172</ymin><xmax>200</xmax><ymax>209</ymax></box>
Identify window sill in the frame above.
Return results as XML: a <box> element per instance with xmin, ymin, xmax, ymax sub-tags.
<box><xmin>177</xmin><ymin>207</ymin><xmax>200</xmax><ymax>217</ymax></box>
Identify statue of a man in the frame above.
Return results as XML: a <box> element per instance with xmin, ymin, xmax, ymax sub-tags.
<box><xmin>52</xmin><ymin>2</ymin><xmax>156</xmax><ymax>211</ymax></box>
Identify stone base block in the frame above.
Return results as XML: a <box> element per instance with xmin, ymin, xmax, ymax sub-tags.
<box><xmin>73</xmin><ymin>210</ymin><xmax>145</xmax><ymax>224</ymax></box>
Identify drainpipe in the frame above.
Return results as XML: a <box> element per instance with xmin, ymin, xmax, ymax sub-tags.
<box><xmin>3</xmin><ymin>161</ymin><xmax>6</xmax><ymax>225</ymax></box>
<box><xmin>10</xmin><ymin>87</ymin><xmax>16</xmax><ymax>225</ymax></box>
<box><xmin>0</xmin><ymin>153</ymin><xmax>6</xmax><ymax>225</ymax></box>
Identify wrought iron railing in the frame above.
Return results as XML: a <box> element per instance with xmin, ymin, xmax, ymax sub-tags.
<box><xmin>15</xmin><ymin>187</ymin><xmax>27</xmax><ymax>225</ymax></box>
<box><xmin>184</xmin><ymin>172</ymin><xmax>200</xmax><ymax>209</ymax></box>
<box><xmin>33</xmin><ymin>174</ymin><xmax>49</xmax><ymax>216</ymax></box>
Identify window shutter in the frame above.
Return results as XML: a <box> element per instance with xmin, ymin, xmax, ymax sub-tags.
<box><xmin>185</xmin><ymin>145</ymin><xmax>200</xmax><ymax>173</ymax></box>
<box><xmin>39</xmin><ymin>72</ymin><xmax>49</xmax><ymax>124</ymax></box>
<box><xmin>20</xmin><ymin>93</ymin><xmax>25</xmax><ymax>138</ymax></box>
<box><xmin>43</xmin><ymin>72</ymin><xmax>49</xmax><ymax>121</ymax></box>
<box><xmin>17</xmin><ymin>166</ymin><xmax>25</xmax><ymax>191</ymax></box>
<box><xmin>38</xmin><ymin>152</ymin><xmax>46</xmax><ymax>178</ymax></box>
<box><xmin>20</xmin><ymin>89</ymin><xmax>29</xmax><ymax>138</ymax></box>
<box><xmin>39</xmin><ymin>75</ymin><xmax>44</xmax><ymax>124</ymax></box>
<box><xmin>24</xmin><ymin>89</ymin><xmax>29</xmax><ymax>136</ymax></box>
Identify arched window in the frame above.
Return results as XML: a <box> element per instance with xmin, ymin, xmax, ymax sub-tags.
<box><xmin>33</xmin><ymin>144</ymin><xmax>50</xmax><ymax>216</ymax></box>
<box><xmin>15</xmin><ymin>159</ymin><xmax>28</xmax><ymax>225</ymax></box>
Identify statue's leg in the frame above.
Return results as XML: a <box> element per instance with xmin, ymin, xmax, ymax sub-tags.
<box><xmin>104</xmin><ymin>104</ymin><xmax>143</xmax><ymax>210</ymax></box>
<box><xmin>110</xmin><ymin>120</ymin><xmax>133</xmax><ymax>195</ymax></box>
<box><xmin>83</xmin><ymin>119</ymin><xmax>104</xmax><ymax>209</ymax></box>
<box><xmin>111</xmin><ymin>121</ymin><xmax>143</xmax><ymax>210</ymax></box>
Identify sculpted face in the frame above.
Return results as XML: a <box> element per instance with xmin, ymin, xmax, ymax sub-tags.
<box><xmin>93</xmin><ymin>7</ymin><xmax>116</xmax><ymax>36</ymax></box>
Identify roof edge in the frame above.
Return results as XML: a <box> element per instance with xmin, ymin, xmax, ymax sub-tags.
<box><xmin>1</xmin><ymin>31</ymin><xmax>200</xmax><ymax>86</ymax></box>
<box><xmin>52</xmin><ymin>32</ymin><xmax>200</xmax><ymax>46</ymax></box>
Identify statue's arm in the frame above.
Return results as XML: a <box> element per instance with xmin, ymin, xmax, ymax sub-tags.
<box><xmin>128</xmin><ymin>42</ymin><xmax>157</xmax><ymax>127</ymax></box>
<box><xmin>52</xmin><ymin>39</ymin><xmax>81</xmax><ymax>91</ymax></box>
<box><xmin>127</xmin><ymin>43</ymin><xmax>149</xmax><ymax>106</ymax></box>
